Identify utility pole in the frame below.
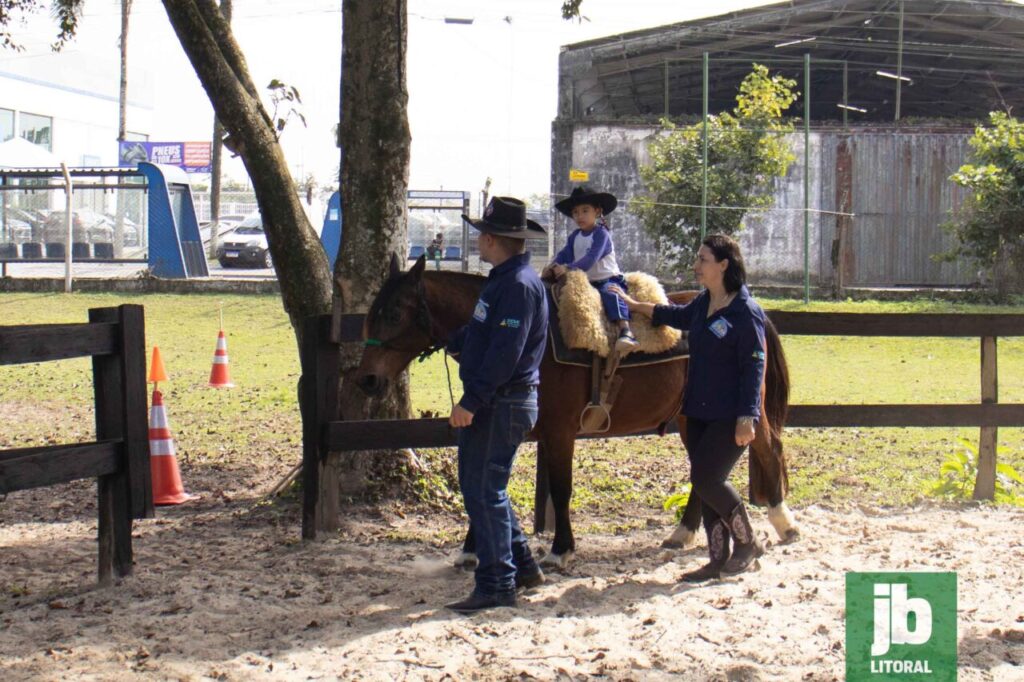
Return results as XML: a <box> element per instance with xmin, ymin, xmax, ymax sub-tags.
<box><xmin>209</xmin><ymin>0</ymin><xmax>233</xmax><ymax>258</ymax></box>
<box><xmin>114</xmin><ymin>0</ymin><xmax>133</xmax><ymax>258</ymax></box>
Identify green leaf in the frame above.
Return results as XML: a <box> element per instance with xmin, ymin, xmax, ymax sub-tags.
<box><xmin>996</xmin><ymin>462</ymin><xmax>1024</xmax><ymax>484</ymax></box>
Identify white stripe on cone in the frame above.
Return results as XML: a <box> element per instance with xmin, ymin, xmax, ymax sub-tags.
<box><xmin>209</xmin><ymin>330</ymin><xmax>234</xmax><ymax>388</ymax></box>
<box><xmin>149</xmin><ymin>389</ymin><xmax>191</xmax><ymax>505</ymax></box>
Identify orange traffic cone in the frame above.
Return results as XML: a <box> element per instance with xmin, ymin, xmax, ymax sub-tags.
<box><xmin>149</xmin><ymin>345</ymin><xmax>169</xmax><ymax>384</ymax></box>
<box><xmin>208</xmin><ymin>330</ymin><xmax>234</xmax><ymax>388</ymax></box>
<box><xmin>149</xmin><ymin>388</ymin><xmax>192</xmax><ymax>505</ymax></box>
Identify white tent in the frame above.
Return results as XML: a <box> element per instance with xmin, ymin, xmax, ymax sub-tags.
<box><xmin>0</xmin><ymin>137</ymin><xmax>63</xmax><ymax>168</ymax></box>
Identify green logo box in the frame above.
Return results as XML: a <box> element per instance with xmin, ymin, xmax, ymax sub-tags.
<box><xmin>846</xmin><ymin>572</ymin><xmax>957</xmax><ymax>681</ymax></box>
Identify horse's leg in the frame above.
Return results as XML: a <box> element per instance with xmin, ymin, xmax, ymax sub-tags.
<box><xmin>662</xmin><ymin>414</ymin><xmax>700</xmax><ymax>549</ymax></box>
<box><xmin>534</xmin><ymin>441</ymin><xmax>556</xmax><ymax>534</ymax></box>
<box><xmin>454</xmin><ymin>523</ymin><xmax>477</xmax><ymax>569</ymax></box>
<box><xmin>763</xmin><ymin>427</ymin><xmax>799</xmax><ymax>544</ymax></box>
<box><xmin>748</xmin><ymin>411</ymin><xmax>799</xmax><ymax>543</ymax></box>
<box><xmin>453</xmin><ymin>427</ymin><xmax>479</xmax><ymax>568</ymax></box>
<box><xmin>662</xmin><ymin>493</ymin><xmax>702</xmax><ymax>549</ymax></box>
<box><xmin>538</xmin><ymin>427</ymin><xmax>577</xmax><ymax>570</ymax></box>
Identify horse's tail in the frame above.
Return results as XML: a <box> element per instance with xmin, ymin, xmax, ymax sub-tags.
<box><xmin>763</xmin><ymin>318</ymin><xmax>790</xmax><ymax>438</ymax></box>
<box><xmin>749</xmin><ymin>317</ymin><xmax>791</xmax><ymax>505</ymax></box>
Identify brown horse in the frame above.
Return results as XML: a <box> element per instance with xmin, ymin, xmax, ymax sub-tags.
<box><xmin>355</xmin><ymin>255</ymin><xmax>797</xmax><ymax>569</ymax></box>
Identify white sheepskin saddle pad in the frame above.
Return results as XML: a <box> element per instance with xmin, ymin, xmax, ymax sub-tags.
<box><xmin>556</xmin><ymin>269</ymin><xmax>682</xmax><ymax>358</ymax></box>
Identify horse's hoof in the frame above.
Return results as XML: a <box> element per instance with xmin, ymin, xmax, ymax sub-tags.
<box><xmin>780</xmin><ymin>528</ymin><xmax>801</xmax><ymax>545</ymax></box>
<box><xmin>453</xmin><ymin>552</ymin><xmax>478</xmax><ymax>569</ymax></box>
<box><xmin>539</xmin><ymin>551</ymin><xmax>573</xmax><ymax>570</ymax></box>
<box><xmin>661</xmin><ymin>526</ymin><xmax>698</xmax><ymax>550</ymax></box>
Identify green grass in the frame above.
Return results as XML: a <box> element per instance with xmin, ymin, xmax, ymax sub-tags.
<box><xmin>1</xmin><ymin>292</ymin><xmax>1022</xmax><ymax>521</ymax></box>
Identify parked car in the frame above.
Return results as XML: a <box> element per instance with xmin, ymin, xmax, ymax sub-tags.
<box><xmin>1</xmin><ymin>214</ymin><xmax>33</xmax><ymax>243</ymax></box>
<box><xmin>216</xmin><ymin>212</ymin><xmax>272</xmax><ymax>268</ymax></box>
<box><xmin>41</xmin><ymin>210</ymin><xmax>139</xmax><ymax>247</ymax></box>
<box><xmin>200</xmin><ymin>217</ymin><xmax>245</xmax><ymax>247</ymax></box>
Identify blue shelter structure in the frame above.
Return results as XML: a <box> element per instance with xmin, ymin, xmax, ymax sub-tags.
<box><xmin>319</xmin><ymin>189</ymin><xmax>470</xmax><ymax>271</ymax></box>
<box><xmin>320</xmin><ymin>191</ymin><xmax>342</xmax><ymax>271</ymax></box>
<box><xmin>137</xmin><ymin>162</ymin><xmax>208</xmax><ymax>278</ymax></box>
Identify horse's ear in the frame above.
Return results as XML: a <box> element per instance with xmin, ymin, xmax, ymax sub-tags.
<box><xmin>409</xmin><ymin>254</ymin><xmax>426</xmax><ymax>280</ymax></box>
<box><xmin>388</xmin><ymin>252</ymin><xmax>401</xmax><ymax>279</ymax></box>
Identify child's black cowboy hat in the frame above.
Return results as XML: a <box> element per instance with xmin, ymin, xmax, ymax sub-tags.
<box><xmin>554</xmin><ymin>186</ymin><xmax>618</xmax><ymax>217</ymax></box>
<box><xmin>462</xmin><ymin>196</ymin><xmax>547</xmax><ymax>240</ymax></box>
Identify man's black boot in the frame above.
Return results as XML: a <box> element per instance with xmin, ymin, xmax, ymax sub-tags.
<box><xmin>445</xmin><ymin>590</ymin><xmax>517</xmax><ymax>615</ymax></box>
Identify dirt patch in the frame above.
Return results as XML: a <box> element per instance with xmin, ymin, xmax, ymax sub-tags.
<box><xmin>2</xmin><ymin>472</ymin><xmax>1022</xmax><ymax>680</ymax></box>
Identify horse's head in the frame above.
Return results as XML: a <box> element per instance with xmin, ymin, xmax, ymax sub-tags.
<box><xmin>354</xmin><ymin>253</ymin><xmax>437</xmax><ymax>396</ymax></box>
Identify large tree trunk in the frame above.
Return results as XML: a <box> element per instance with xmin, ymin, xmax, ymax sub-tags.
<box><xmin>160</xmin><ymin>0</ymin><xmax>332</xmax><ymax>336</ymax></box>
<box><xmin>329</xmin><ymin>0</ymin><xmax>413</xmax><ymax>507</ymax></box>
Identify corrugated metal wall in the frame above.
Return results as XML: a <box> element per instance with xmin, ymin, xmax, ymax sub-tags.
<box><xmin>555</xmin><ymin>123</ymin><xmax>977</xmax><ymax>287</ymax></box>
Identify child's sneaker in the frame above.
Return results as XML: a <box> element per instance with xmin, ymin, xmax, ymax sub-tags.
<box><xmin>615</xmin><ymin>329</ymin><xmax>639</xmax><ymax>353</ymax></box>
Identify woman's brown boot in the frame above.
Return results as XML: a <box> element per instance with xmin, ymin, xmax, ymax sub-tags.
<box><xmin>680</xmin><ymin>520</ymin><xmax>730</xmax><ymax>583</ymax></box>
<box><xmin>722</xmin><ymin>504</ymin><xmax>764</xmax><ymax>575</ymax></box>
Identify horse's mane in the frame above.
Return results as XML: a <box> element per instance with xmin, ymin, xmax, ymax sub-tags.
<box><xmin>422</xmin><ymin>270</ymin><xmax>486</xmax><ymax>288</ymax></box>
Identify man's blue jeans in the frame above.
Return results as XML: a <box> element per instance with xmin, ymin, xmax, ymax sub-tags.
<box><xmin>457</xmin><ymin>387</ymin><xmax>538</xmax><ymax>596</ymax></box>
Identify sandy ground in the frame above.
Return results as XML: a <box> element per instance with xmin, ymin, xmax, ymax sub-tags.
<box><xmin>2</xmin><ymin>474</ymin><xmax>1023</xmax><ymax>682</ymax></box>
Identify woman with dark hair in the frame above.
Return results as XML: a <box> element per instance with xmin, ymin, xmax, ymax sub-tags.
<box><xmin>610</xmin><ymin>234</ymin><xmax>768</xmax><ymax>582</ymax></box>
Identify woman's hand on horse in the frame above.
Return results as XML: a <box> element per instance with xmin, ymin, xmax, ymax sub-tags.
<box><xmin>735</xmin><ymin>417</ymin><xmax>756</xmax><ymax>447</ymax></box>
<box><xmin>449</xmin><ymin>404</ymin><xmax>474</xmax><ymax>428</ymax></box>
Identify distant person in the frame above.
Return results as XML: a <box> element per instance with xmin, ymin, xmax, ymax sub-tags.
<box><xmin>427</xmin><ymin>232</ymin><xmax>444</xmax><ymax>271</ymax></box>
<box><xmin>543</xmin><ymin>186</ymin><xmax>639</xmax><ymax>354</ymax></box>
<box><xmin>611</xmin><ymin>234</ymin><xmax>768</xmax><ymax>582</ymax></box>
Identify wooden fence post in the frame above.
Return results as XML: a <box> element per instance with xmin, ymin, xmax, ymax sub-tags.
<box><xmin>973</xmin><ymin>336</ymin><xmax>998</xmax><ymax>500</ymax></box>
<box><xmin>301</xmin><ymin>315</ymin><xmax>340</xmax><ymax>539</ymax></box>
<box><xmin>90</xmin><ymin>306</ymin><xmax>137</xmax><ymax>583</ymax></box>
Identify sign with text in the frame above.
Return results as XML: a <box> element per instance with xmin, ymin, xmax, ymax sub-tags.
<box><xmin>846</xmin><ymin>572</ymin><xmax>957</xmax><ymax>681</ymax></box>
<box><xmin>568</xmin><ymin>168</ymin><xmax>589</xmax><ymax>182</ymax></box>
<box><xmin>119</xmin><ymin>141</ymin><xmax>212</xmax><ymax>174</ymax></box>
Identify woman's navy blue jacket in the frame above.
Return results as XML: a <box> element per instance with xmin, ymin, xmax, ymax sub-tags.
<box><xmin>447</xmin><ymin>252</ymin><xmax>548</xmax><ymax>414</ymax></box>
<box><xmin>651</xmin><ymin>285</ymin><xmax>766</xmax><ymax>421</ymax></box>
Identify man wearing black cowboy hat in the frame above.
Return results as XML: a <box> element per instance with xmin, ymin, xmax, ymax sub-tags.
<box><xmin>445</xmin><ymin>196</ymin><xmax>549</xmax><ymax>614</ymax></box>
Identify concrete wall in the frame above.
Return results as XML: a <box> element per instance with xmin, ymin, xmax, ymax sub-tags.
<box><xmin>551</xmin><ymin>121</ymin><xmax>975</xmax><ymax>287</ymax></box>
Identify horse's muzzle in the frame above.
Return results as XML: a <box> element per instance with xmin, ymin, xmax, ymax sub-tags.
<box><xmin>355</xmin><ymin>373</ymin><xmax>387</xmax><ymax>396</ymax></box>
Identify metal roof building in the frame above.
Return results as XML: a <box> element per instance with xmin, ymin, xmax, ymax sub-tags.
<box><xmin>551</xmin><ymin>0</ymin><xmax>1024</xmax><ymax>289</ymax></box>
<box><xmin>560</xmin><ymin>0</ymin><xmax>1024</xmax><ymax>122</ymax></box>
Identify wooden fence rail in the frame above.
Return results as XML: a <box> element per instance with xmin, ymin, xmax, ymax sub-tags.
<box><xmin>0</xmin><ymin>305</ymin><xmax>153</xmax><ymax>584</ymax></box>
<box><xmin>300</xmin><ymin>310</ymin><xmax>1024</xmax><ymax>539</ymax></box>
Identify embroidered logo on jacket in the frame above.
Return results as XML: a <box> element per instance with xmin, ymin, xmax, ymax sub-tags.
<box><xmin>473</xmin><ymin>299</ymin><xmax>489</xmax><ymax>322</ymax></box>
<box><xmin>708</xmin><ymin>317</ymin><xmax>732</xmax><ymax>339</ymax></box>
<box><xmin>499</xmin><ymin>318</ymin><xmax>521</xmax><ymax>329</ymax></box>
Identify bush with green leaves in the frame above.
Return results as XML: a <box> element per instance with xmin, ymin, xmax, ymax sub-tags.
<box><xmin>663</xmin><ymin>483</ymin><xmax>692</xmax><ymax>522</ymax></box>
<box><xmin>633</xmin><ymin>64</ymin><xmax>798</xmax><ymax>275</ymax></box>
<box><xmin>945</xmin><ymin>112</ymin><xmax>1024</xmax><ymax>296</ymax></box>
<box><xmin>928</xmin><ymin>437</ymin><xmax>1023</xmax><ymax>504</ymax></box>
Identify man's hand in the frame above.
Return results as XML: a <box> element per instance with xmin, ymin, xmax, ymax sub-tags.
<box><xmin>735</xmin><ymin>416</ymin><xmax>755</xmax><ymax>447</ymax></box>
<box><xmin>449</xmin><ymin>404</ymin><xmax>474</xmax><ymax>428</ymax></box>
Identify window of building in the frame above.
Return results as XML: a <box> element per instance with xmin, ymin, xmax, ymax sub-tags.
<box><xmin>0</xmin><ymin>108</ymin><xmax>13</xmax><ymax>143</ymax></box>
<box><xmin>19</xmin><ymin>112</ymin><xmax>52</xmax><ymax>150</ymax></box>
